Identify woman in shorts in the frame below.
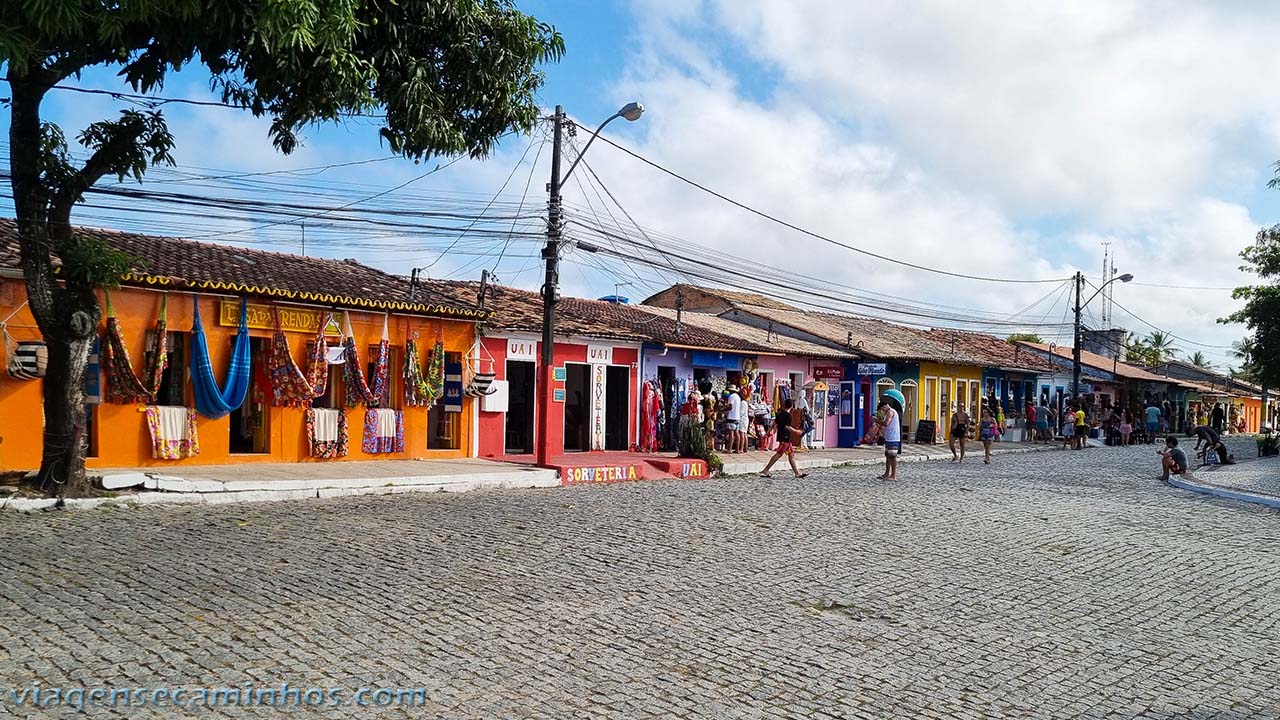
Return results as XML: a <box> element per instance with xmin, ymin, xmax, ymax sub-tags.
<box><xmin>949</xmin><ymin>402</ymin><xmax>969</xmax><ymax>462</ymax></box>
<box><xmin>979</xmin><ymin>408</ymin><xmax>998</xmax><ymax>464</ymax></box>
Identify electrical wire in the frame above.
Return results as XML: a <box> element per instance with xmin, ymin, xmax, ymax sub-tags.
<box><xmin>576</xmin><ymin>121</ymin><xmax>1073</xmax><ymax>285</ymax></box>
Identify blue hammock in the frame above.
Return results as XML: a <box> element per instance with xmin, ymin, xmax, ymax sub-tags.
<box><xmin>190</xmin><ymin>296</ymin><xmax>251</xmax><ymax>419</ymax></box>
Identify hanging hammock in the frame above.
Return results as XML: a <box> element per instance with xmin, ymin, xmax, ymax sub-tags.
<box><xmin>368</xmin><ymin>314</ymin><xmax>391</xmax><ymax>406</ymax></box>
<box><xmin>341</xmin><ymin>311</ymin><xmax>378</xmax><ymax>408</ymax></box>
<box><xmin>101</xmin><ymin>291</ymin><xmax>168</xmax><ymax>403</ymax></box>
<box><xmin>267</xmin><ymin>307</ymin><xmax>317</xmax><ymax>407</ymax></box>
<box><xmin>190</xmin><ymin>295</ymin><xmax>251</xmax><ymax>419</ymax></box>
<box><xmin>303</xmin><ymin>312</ymin><xmax>336</xmax><ymax>397</ymax></box>
<box><xmin>463</xmin><ymin>338</ymin><xmax>498</xmax><ymax>397</ymax></box>
<box><xmin>404</xmin><ymin>332</ymin><xmax>434</xmax><ymax>407</ymax></box>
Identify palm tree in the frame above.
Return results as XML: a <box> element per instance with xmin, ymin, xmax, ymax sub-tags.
<box><xmin>1126</xmin><ymin>333</ymin><xmax>1153</xmax><ymax>365</ymax></box>
<box><xmin>1190</xmin><ymin>351</ymin><xmax>1208</xmax><ymax>368</ymax></box>
<box><xmin>1231</xmin><ymin>338</ymin><xmax>1258</xmax><ymax>384</ymax></box>
<box><xmin>1145</xmin><ymin>331</ymin><xmax>1177</xmax><ymax>364</ymax></box>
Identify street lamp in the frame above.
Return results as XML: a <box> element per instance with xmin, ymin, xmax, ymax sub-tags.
<box><xmin>537</xmin><ymin>102</ymin><xmax>645</xmax><ymax>466</ymax></box>
<box><xmin>1072</xmin><ymin>270</ymin><xmax>1134</xmax><ymax>402</ymax></box>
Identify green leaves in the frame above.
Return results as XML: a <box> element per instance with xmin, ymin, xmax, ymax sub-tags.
<box><xmin>1222</xmin><ymin>223</ymin><xmax>1280</xmax><ymax>389</ymax></box>
<box><xmin>78</xmin><ymin>109</ymin><xmax>175</xmax><ymax>184</ymax></box>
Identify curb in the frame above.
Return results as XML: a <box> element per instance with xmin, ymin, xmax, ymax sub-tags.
<box><xmin>720</xmin><ymin>444</ymin><xmax>1059</xmax><ymax>477</ymax></box>
<box><xmin>0</xmin><ymin>474</ymin><xmax>560</xmax><ymax>512</ymax></box>
<box><xmin>1166</xmin><ymin>475</ymin><xmax>1280</xmax><ymax>510</ymax></box>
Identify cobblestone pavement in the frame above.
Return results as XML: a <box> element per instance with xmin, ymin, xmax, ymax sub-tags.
<box><xmin>1</xmin><ymin>446</ymin><xmax>1278</xmax><ymax>719</ymax></box>
<box><xmin>1186</xmin><ymin>456</ymin><xmax>1280</xmax><ymax>500</ymax></box>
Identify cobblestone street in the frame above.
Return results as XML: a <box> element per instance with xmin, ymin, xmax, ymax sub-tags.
<box><xmin>1</xmin><ymin>446</ymin><xmax>1278</xmax><ymax>719</ymax></box>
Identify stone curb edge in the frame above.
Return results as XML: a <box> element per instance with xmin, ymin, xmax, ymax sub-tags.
<box><xmin>1167</xmin><ymin>475</ymin><xmax>1280</xmax><ymax>510</ymax></box>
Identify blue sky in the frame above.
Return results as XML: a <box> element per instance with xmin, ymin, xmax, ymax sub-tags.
<box><xmin>6</xmin><ymin>0</ymin><xmax>1280</xmax><ymax>367</ymax></box>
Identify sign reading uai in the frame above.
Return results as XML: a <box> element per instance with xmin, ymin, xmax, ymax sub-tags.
<box><xmin>586</xmin><ymin>344</ymin><xmax>613</xmax><ymax>365</ymax></box>
<box><xmin>506</xmin><ymin>339</ymin><xmax>537</xmax><ymax>362</ymax></box>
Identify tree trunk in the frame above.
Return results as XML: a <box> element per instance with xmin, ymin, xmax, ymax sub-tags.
<box><xmin>37</xmin><ymin>333</ymin><xmax>92</xmax><ymax>498</ymax></box>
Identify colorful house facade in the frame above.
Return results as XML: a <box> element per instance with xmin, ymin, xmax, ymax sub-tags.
<box><xmin>0</xmin><ymin>220</ymin><xmax>487</xmax><ymax>471</ymax></box>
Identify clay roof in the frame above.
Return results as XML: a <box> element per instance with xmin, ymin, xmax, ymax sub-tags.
<box><xmin>641</xmin><ymin>283</ymin><xmax>800</xmax><ymax>312</ymax></box>
<box><xmin>910</xmin><ymin>329</ymin><xmax>1059</xmax><ymax>373</ymax></box>
<box><xmin>635</xmin><ymin>306</ymin><xmax>856</xmax><ymax>359</ymax></box>
<box><xmin>1141</xmin><ymin>359</ymin><xmax>1262</xmax><ymax>396</ymax></box>
<box><xmin>1016</xmin><ymin>341</ymin><xmax>1185</xmax><ymax>384</ymax></box>
<box><xmin>431</xmin><ymin>281</ymin><xmax>775</xmax><ymax>352</ymax></box>
<box><xmin>729</xmin><ymin>306</ymin><xmax>979</xmax><ymax>363</ymax></box>
<box><xmin>0</xmin><ymin>218</ymin><xmax>486</xmax><ymax>319</ymax></box>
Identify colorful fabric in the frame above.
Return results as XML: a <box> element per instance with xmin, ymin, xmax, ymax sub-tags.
<box><xmin>190</xmin><ymin>296</ymin><xmax>251</xmax><ymax>419</ymax></box>
<box><xmin>426</xmin><ymin>340</ymin><xmax>445</xmax><ymax>402</ymax></box>
<box><xmin>144</xmin><ymin>405</ymin><xmax>199</xmax><ymax>459</ymax></box>
<box><xmin>362</xmin><ymin>408</ymin><xmax>404</xmax><ymax>454</ymax></box>
<box><xmin>304</xmin><ymin>314</ymin><xmax>333</xmax><ymax>397</ymax></box>
<box><xmin>268</xmin><ymin>323</ymin><xmax>315</xmax><ymax>408</ymax></box>
<box><xmin>102</xmin><ymin>292</ymin><xmax>167</xmax><ymax>404</ymax></box>
<box><xmin>306</xmin><ymin>407</ymin><xmax>349</xmax><ymax>458</ymax></box>
<box><xmin>341</xmin><ymin>311</ymin><xmax>377</xmax><ymax>408</ymax></box>
<box><xmin>404</xmin><ymin>338</ymin><xmax>434</xmax><ymax>407</ymax></box>
<box><xmin>369</xmin><ymin>314</ymin><xmax>391</xmax><ymax>407</ymax></box>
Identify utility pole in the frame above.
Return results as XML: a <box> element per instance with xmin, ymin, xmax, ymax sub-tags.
<box><xmin>1072</xmin><ymin>270</ymin><xmax>1083</xmax><ymax>403</ymax></box>
<box><xmin>300</xmin><ymin>221</ymin><xmax>306</xmax><ymax>257</ymax></box>
<box><xmin>536</xmin><ymin>106</ymin><xmax>565</xmax><ymax>468</ymax></box>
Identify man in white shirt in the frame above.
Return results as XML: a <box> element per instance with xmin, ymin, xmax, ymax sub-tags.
<box><xmin>725</xmin><ymin>386</ymin><xmax>744</xmax><ymax>454</ymax></box>
<box><xmin>876</xmin><ymin>399</ymin><xmax>901</xmax><ymax>480</ymax></box>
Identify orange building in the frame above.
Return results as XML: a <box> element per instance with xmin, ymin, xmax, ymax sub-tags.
<box><xmin>0</xmin><ymin>220</ymin><xmax>488</xmax><ymax>471</ymax></box>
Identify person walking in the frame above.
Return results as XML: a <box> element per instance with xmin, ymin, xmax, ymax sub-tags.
<box><xmin>1073</xmin><ymin>402</ymin><xmax>1088</xmax><ymax>450</ymax></box>
<box><xmin>1024</xmin><ymin>402</ymin><xmax>1036</xmax><ymax>443</ymax></box>
<box><xmin>725</xmin><ymin>385</ymin><xmax>743</xmax><ymax>454</ymax></box>
<box><xmin>1144</xmin><ymin>402</ymin><xmax>1161</xmax><ymax>445</ymax></box>
<box><xmin>979</xmin><ymin>407</ymin><xmax>997</xmax><ymax>464</ymax></box>
<box><xmin>1035</xmin><ymin>398</ymin><xmax>1051</xmax><ymax>444</ymax></box>
<box><xmin>950</xmin><ymin>401</ymin><xmax>970</xmax><ymax>462</ymax></box>
<box><xmin>760</xmin><ymin>399</ymin><xmax>807</xmax><ymax>479</ymax></box>
<box><xmin>876</xmin><ymin>399</ymin><xmax>901</xmax><ymax>480</ymax></box>
<box><xmin>1212</xmin><ymin>402</ymin><xmax>1226</xmax><ymax>433</ymax></box>
<box><xmin>1119</xmin><ymin>409</ymin><xmax>1133</xmax><ymax>447</ymax></box>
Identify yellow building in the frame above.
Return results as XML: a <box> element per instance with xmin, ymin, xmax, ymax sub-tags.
<box><xmin>918</xmin><ymin>361</ymin><xmax>986</xmax><ymax>442</ymax></box>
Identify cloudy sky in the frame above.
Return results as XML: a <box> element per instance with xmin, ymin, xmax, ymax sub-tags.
<box><xmin>6</xmin><ymin>0</ymin><xmax>1280</xmax><ymax>368</ymax></box>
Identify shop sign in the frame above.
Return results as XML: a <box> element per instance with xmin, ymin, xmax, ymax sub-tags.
<box><xmin>587</xmin><ymin>343</ymin><xmax>613</xmax><ymax>365</ymax></box>
<box><xmin>219</xmin><ymin>299</ymin><xmax>330</xmax><ymax>333</ymax></box>
<box><xmin>564</xmin><ymin>465</ymin><xmax>640</xmax><ymax>483</ymax></box>
<box><xmin>813</xmin><ymin>366</ymin><xmax>843</xmax><ymax>379</ymax></box>
<box><xmin>506</xmin><ymin>339</ymin><xmax>537</xmax><ymax>362</ymax></box>
<box><xmin>553</xmin><ymin>389</ymin><xmax>566</xmax><ymax>402</ymax></box>
<box><xmin>553</xmin><ymin>367</ymin><xmax>567</xmax><ymax>382</ymax></box>
<box><xmin>857</xmin><ymin>362</ymin><xmax>887</xmax><ymax>376</ymax></box>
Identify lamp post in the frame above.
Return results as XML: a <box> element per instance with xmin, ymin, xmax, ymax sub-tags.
<box><xmin>537</xmin><ymin>102</ymin><xmax>644</xmax><ymax>467</ymax></box>
<box><xmin>1072</xmin><ymin>270</ymin><xmax>1134</xmax><ymax>402</ymax></box>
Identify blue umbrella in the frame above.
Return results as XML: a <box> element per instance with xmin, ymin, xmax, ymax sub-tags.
<box><xmin>882</xmin><ymin>388</ymin><xmax>906</xmax><ymax>414</ymax></box>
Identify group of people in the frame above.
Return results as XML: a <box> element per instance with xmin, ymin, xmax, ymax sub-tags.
<box><xmin>946</xmin><ymin>402</ymin><xmax>1006</xmax><ymax>464</ymax></box>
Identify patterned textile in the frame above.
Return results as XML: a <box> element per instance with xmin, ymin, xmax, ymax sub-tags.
<box><xmin>403</xmin><ymin>339</ymin><xmax>434</xmax><ymax>407</ymax></box>
<box><xmin>305</xmin><ymin>407</ymin><xmax>349</xmax><ymax>458</ymax></box>
<box><xmin>341</xmin><ymin>312</ymin><xmax>377</xmax><ymax>408</ymax></box>
<box><xmin>362</xmin><ymin>408</ymin><xmax>404</xmax><ymax>454</ymax></box>
<box><xmin>144</xmin><ymin>405</ymin><xmax>199</xmax><ymax>459</ymax></box>
<box><xmin>369</xmin><ymin>315</ymin><xmax>391</xmax><ymax>407</ymax></box>
<box><xmin>268</xmin><ymin>325</ymin><xmax>315</xmax><ymax>407</ymax></box>
<box><xmin>303</xmin><ymin>314</ymin><xmax>332</xmax><ymax>397</ymax></box>
<box><xmin>102</xmin><ymin>292</ymin><xmax>167</xmax><ymax>404</ymax></box>
<box><xmin>426</xmin><ymin>340</ymin><xmax>445</xmax><ymax>402</ymax></box>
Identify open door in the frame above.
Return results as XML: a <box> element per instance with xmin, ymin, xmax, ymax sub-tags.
<box><xmin>505</xmin><ymin>360</ymin><xmax>535</xmax><ymax>454</ymax></box>
<box><xmin>563</xmin><ymin>363</ymin><xmax>590</xmax><ymax>452</ymax></box>
<box><xmin>605</xmin><ymin>365</ymin><xmax>629</xmax><ymax>450</ymax></box>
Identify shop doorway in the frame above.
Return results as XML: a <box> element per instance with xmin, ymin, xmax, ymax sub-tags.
<box><xmin>605</xmin><ymin>365</ymin><xmax>630</xmax><ymax>451</ymax></box>
<box><xmin>939</xmin><ymin>378</ymin><xmax>953</xmax><ymax>440</ymax></box>
<box><xmin>658</xmin><ymin>366</ymin><xmax>677</xmax><ymax>451</ymax></box>
<box><xmin>900</xmin><ymin>379</ymin><xmax>918</xmax><ymax>441</ymax></box>
<box><xmin>230</xmin><ymin>336</ymin><xmax>270</xmax><ymax>454</ymax></box>
<box><xmin>505</xmin><ymin>360</ymin><xmax>535</xmax><ymax>454</ymax></box>
<box><xmin>563</xmin><ymin>363</ymin><xmax>590</xmax><ymax>452</ymax></box>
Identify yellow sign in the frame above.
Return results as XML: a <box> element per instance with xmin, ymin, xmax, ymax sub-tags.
<box><xmin>218</xmin><ymin>300</ymin><xmax>336</xmax><ymax>334</ymax></box>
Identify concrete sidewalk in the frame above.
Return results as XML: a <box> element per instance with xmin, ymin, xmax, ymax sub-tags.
<box><xmin>1168</xmin><ymin>456</ymin><xmax>1280</xmax><ymax>510</ymax></box>
<box><xmin>1</xmin><ymin>459</ymin><xmax>559</xmax><ymax>511</ymax></box>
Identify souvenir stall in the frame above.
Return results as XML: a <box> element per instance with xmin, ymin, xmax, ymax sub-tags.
<box><xmin>0</xmin><ymin>274</ymin><xmax>483</xmax><ymax>471</ymax></box>
<box><xmin>638</xmin><ymin>345</ymin><xmax>757</xmax><ymax>452</ymax></box>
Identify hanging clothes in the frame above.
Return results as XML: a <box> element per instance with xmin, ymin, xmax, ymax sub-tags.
<box><xmin>404</xmin><ymin>336</ymin><xmax>434</xmax><ymax>407</ymax></box>
<box><xmin>144</xmin><ymin>405</ymin><xmax>199</xmax><ymax>459</ymax></box>
<box><xmin>368</xmin><ymin>314</ymin><xmax>391</xmax><ymax>406</ymax></box>
<box><xmin>362</xmin><ymin>408</ymin><xmax>404</xmax><ymax>453</ymax></box>
<box><xmin>102</xmin><ymin>292</ymin><xmax>168</xmax><ymax>404</ymax></box>
<box><xmin>190</xmin><ymin>296</ymin><xmax>251</xmax><ymax>419</ymax></box>
<box><xmin>306</xmin><ymin>407</ymin><xmax>349</xmax><ymax>458</ymax></box>
<box><xmin>303</xmin><ymin>312</ymin><xmax>334</xmax><ymax>398</ymax></box>
<box><xmin>341</xmin><ymin>311</ymin><xmax>377</xmax><ymax>408</ymax></box>
<box><xmin>426</xmin><ymin>339</ymin><xmax>445</xmax><ymax>402</ymax></box>
<box><xmin>267</xmin><ymin>308</ymin><xmax>316</xmax><ymax>407</ymax></box>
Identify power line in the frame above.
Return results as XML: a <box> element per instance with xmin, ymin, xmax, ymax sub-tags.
<box><xmin>577</xmin><ymin>120</ymin><xmax>1072</xmax><ymax>286</ymax></box>
<box><xmin>1089</xmin><ymin>281</ymin><xmax>1237</xmax><ymax>351</ymax></box>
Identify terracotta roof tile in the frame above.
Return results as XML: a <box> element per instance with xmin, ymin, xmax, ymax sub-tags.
<box><xmin>635</xmin><ymin>307</ymin><xmax>855</xmax><ymax>359</ymax></box>
<box><xmin>1</xmin><ymin>218</ymin><xmax>484</xmax><ymax>319</ymax></box>
<box><xmin>910</xmin><ymin>329</ymin><xmax>1059</xmax><ymax>372</ymax></box>
<box><xmin>1017</xmin><ymin>341</ymin><xmax>1184</xmax><ymax>384</ymax></box>
<box><xmin>433</xmin><ymin>281</ymin><xmax>775</xmax><ymax>352</ymax></box>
